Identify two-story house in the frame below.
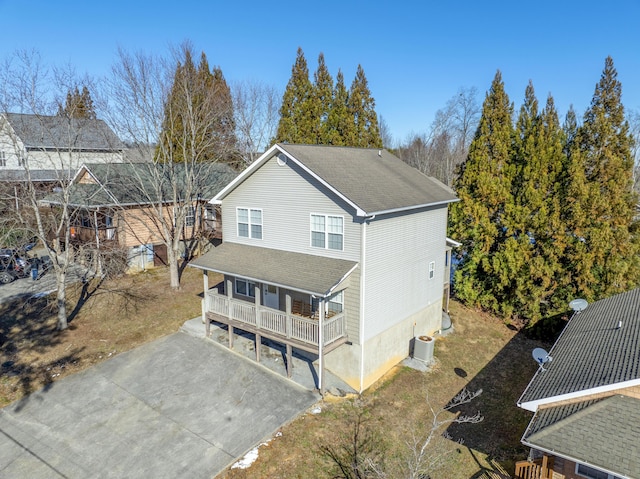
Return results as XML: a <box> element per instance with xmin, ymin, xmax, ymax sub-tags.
<box><xmin>190</xmin><ymin>143</ymin><xmax>458</xmax><ymax>393</ymax></box>
<box><xmin>515</xmin><ymin>289</ymin><xmax>640</xmax><ymax>479</ymax></box>
<box><xmin>0</xmin><ymin>113</ymin><xmax>124</xmax><ymax>172</ymax></box>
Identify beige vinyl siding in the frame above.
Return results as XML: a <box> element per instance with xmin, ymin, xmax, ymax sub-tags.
<box><xmin>362</xmin><ymin>206</ymin><xmax>448</xmax><ymax>341</ymax></box>
<box><xmin>222</xmin><ymin>155</ymin><xmax>361</xmax><ymax>261</ymax></box>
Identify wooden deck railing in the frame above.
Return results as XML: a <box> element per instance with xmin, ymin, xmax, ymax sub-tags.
<box><xmin>205</xmin><ymin>290</ymin><xmax>346</xmax><ymax>347</ymax></box>
<box><xmin>514</xmin><ymin>457</ymin><xmax>553</xmax><ymax>479</ymax></box>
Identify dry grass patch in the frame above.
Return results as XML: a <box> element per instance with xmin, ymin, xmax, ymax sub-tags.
<box><xmin>221</xmin><ymin>301</ymin><xmax>549</xmax><ymax>479</ymax></box>
<box><xmin>0</xmin><ymin>266</ymin><xmax>211</xmax><ymax>407</ymax></box>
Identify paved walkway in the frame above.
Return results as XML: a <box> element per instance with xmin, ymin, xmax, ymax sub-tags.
<box><xmin>0</xmin><ymin>332</ymin><xmax>319</xmax><ymax>478</ymax></box>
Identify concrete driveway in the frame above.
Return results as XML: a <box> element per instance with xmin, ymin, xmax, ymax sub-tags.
<box><xmin>0</xmin><ymin>332</ymin><xmax>319</xmax><ymax>478</ymax></box>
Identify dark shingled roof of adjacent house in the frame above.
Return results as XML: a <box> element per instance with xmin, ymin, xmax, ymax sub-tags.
<box><xmin>519</xmin><ymin>288</ymin><xmax>640</xmax><ymax>405</ymax></box>
<box><xmin>43</xmin><ymin>162</ymin><xmax>238</xmax><ymax>208</ymax></box>
<box><xmin>5</xmin><ymin>113</ymin><xmax>124</xmax><ymax>150</ymax></box>
<box><xmin>523</xmin><ymin>395</ymin><xmax>640</xmax><ymax>478</ymax></box>
<box><xmin>275</xmin><ymin>144</ymin><xmax>458</xmax><ymax>215</ymax></box>
<box><xmin>189</xmin><ymin>242</ymin><xmax>358</xmax><ymax>297</ymax></box>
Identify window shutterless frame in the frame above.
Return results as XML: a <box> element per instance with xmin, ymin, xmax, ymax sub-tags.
<box><xmin>310</xmin><ymin>213</ymin><xmax>343</xmax><ymax>251</ymax></box>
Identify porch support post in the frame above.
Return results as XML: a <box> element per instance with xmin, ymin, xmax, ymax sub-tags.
<box><xmin>202</xmin><ymin>271</ymin><xmax>210</xmax><ymax>336</ymax></box>
<box><xmin>255</xmin><ymin>287</ymin><xmax>261</xmax><ymax>362</ymax></box>
<box><xmin>318</xmin><ymin>299</ymin><xmax>325</xmax><ymax>394</ymax></box>
<box><xmin>286</xmin><ymin>344</ymin><xmax>292</xmax><ymax>378</ymax></box>
<box><xmin>285</xmin><ymin>294</ymin><xmax>292</xmax><ymax>338</ymax></box>
<box><xmin>93</xmin><ymin>210</ymin><xmax>100</xmax><ymax>249</ymax></box>
<box><xmin>226</xmin><ymin>278</ymin><xmax>234</xmax><ymax>349</ymax></box>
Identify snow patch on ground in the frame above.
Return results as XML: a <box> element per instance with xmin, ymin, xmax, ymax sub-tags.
<box><xmin>231</xmin><ymin>431</ymin><xmax>283</xmax><ymax>470</ymax></box>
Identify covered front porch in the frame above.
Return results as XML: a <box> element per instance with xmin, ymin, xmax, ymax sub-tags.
<box><xmin>190</xmin><ymin>242</ymin><xmax>359</xmax><ymax>392</ymax></box>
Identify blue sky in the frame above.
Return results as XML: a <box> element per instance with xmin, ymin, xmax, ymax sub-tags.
<box><xmin>1</xmin><ymin>0</ymin><xmax>638</xmax><ymax>143</ymax></box>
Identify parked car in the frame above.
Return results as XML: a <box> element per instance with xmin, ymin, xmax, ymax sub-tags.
<box><xmin>0</xmin><ymin>249</ymin><xmax>33</xmax><ymax>283</ymax></box>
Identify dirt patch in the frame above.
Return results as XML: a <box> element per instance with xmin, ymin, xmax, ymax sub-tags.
<box><xmin>0</xmin><ymin>267</ymin><xmax>212</xmax><ymax>407</ymax></box>
<box><xmin>220</xmin><ymin>300</ymin><xmax>548</xmax><ymax>479</ymax></box>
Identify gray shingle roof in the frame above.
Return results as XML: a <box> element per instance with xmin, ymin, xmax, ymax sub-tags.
<box><xmin>43</xmin><ymin>162</ymin><xmax>238</xmax><ymax>208</ymax></box>
<box><xmin>279</xmin><ymin>144</ymin><xmax>457</xmax><ymax>214</ymax></box>
<box><xmin>0</xmin><ymin>169</ymin><xmax>67</xmax><ymax>182</ymax></box>
<box><xmin>5</xmin><ymin>113</ymin><xmax>124</xmax><ymax>150</ymax></box>
<box><xmin>523</xmin><ymin>395</ymin><xmax>640</xmax><ymax>478</ymax></box>
<box><xmin>221</xmin><ymin>144</ymin><xmax>457</xmax><ymax>216</ymax></box>
<box><xmin>519</xmin><ymin>288</ymin><xmax>640</xmax><ymax>406</ymax></box>
<box><xmin>189</xmin><ymin>242</ymin><xmax>358</xmax><ymax>297</ymax></box>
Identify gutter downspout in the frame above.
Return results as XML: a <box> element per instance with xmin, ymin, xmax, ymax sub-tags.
<box><xmin>358</xmin><ymin>215</ymin><xmax>374</xmax><ymax>393</ymax></box>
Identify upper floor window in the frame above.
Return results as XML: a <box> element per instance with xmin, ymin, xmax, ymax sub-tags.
<box><xmin>576</xmin><ymin>463</ymin><xmax>621</xmax><ymax>479</ymax></box>
<box><xmin>237</xmin><ymin>208</ymin><xmax>262</xmax><ymax>239</ymax></box>
<box><xmin>311</xmin><ymin>214</ymin><xmax>343</xmax><ymax>250</ymax></box>
<box><xmin>0</xmin><ymin>151</ymin><xmax>6</xmax><ymax>167</ymax></box>
<box><xmin>429</xmin><ymin>261</ymin><xmax>435</xmax><ymax>280</ymax></box>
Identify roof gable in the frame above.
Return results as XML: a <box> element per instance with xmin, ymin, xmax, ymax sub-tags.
<box><xmin>214</xmin><ymin>144</ymin><xmax>457</xmax><ymax>216</ymax></box>
<box><xmin>519</xmin><ymin>288</ymin><xmax>640</xmax><ymax>409</ymax></box>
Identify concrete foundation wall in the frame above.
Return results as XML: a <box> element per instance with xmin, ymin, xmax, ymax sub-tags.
<box><xmin>325</xmin><ymin>301</ymin><xmax>442</xmax><ymax>391</ymax></box>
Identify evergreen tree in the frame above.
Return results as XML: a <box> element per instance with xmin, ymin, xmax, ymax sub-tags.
<box><xmin>312</xmin><ymin>53</ymin><xmax>334</xmax><ymax>144</ymax></box>
<box><xmin>210</xmin><ymin>65</ymin><xmax>238</xmax><ymax>165</ymax></box>
<box><xmin>158</xmin><ymin>48</ymin><xmax>237</xmax><ymax>165</ymax></box>
<box><xmin>346</xmin><ymin>65</ymin><xmax>382</xmax><ymax>148</ymax></box>
<box><xmin>449</xmin><ymin>71</ymin><xmax>515</xmax><ymax>315</ymax></box>
<box><xmin>564</xmin><ymin>56</ymin><xmax>640</xmax><ymax>300</ymax></box>
<box><xmin>58</xmin><ymin>85</ymin><xmax>97</xmax><ymax>119</ymax></box>
<box><xmin>274</xmin><ymin>47</ymin><xmax>314</xmax><ymax>144</ymax></box>
<box><xmin>324</xmin><ymin>70</ymin><xmax>352</xmax><ymax>145</ymax></box>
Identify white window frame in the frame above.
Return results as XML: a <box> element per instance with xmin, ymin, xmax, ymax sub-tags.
<box><xmin>0</xmin><ymin>151</ymin><xmax>6</xmax><ymax>167</ymax></box>
<box><xmin>310</xmin><ymin>213</ymin><xmax>344</xmax><ymax>251</ymax></box>
<box><xmin>185</xmin><ymin>205</ymin><xmax>196</xmax><ymax>227</ymax></box>
<box><xmin>237</xmin><ymin>207</ymin><xmax>262</xmax><ymax>239</ymax></box>
<box><xmin>235</xmin><ymin>278</ymin><xmax>256</xmax><ymax>298</ymax></box>
<box><xmin>327</xmin><ymin>290</ymin><xmax>344</xmax><ymax>314</ymax></box>
<box><xmin>429</xmin><ymin>261</ymin><xmax>436</xmax><ymax>280</ymax></box>
<box><xmin>575</xmin><ymin>463</ymin><xmax>621</xmax><ymax>479</ymax></box>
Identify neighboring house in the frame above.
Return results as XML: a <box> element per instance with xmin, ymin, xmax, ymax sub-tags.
<box><xmin>189</xmin><ymin>143</ymin><xmax>458</xmax><ymax>392</ymax></box>
<box><xmin>41</xmin><ymin>162</ymin><xmax>238</xmax><ymax>272</ymax></box>
<box><xmin>0</xmin><ymin>113</ymin><xmax>124</xmax><ymax>172</ymax></box>
<box><xmin>515</xmin><ymin>289</ymin><xmax>640</xmax><ymax>479</ymax></box>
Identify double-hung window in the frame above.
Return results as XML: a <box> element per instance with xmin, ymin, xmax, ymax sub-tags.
<box><xmin>185</xmin><ymin>206</ymin><xmax>195</xmax><ymax>227</ymax></box>
<box><xmin>0</xmin><ymin>151</ymin><xmax>6</xmax><ymax>167</ymax></box>
<box><xmin>311</xmin><ymin>214</ymin><xmax>343</xmax><ymax>250</ymax></box>
<box><xmin>237</xmin><ymin>208</ymin><xmax>262</xmax><ymax>239</ymax></box>
<box><xmin>429</xmin><ymin>261</ymin><xmax>435</xmax><ymax>280</ymax></box>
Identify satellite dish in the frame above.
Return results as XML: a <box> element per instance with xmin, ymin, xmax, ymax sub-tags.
<box><xmin>569</xmin><ymin>298</ymin><xmax>588</xmax><ymax>312</ymax></box>
<box><xmin>533</xmin><ymin>348</ymin><xmax>552</xmax><ymax>371</ymax></box>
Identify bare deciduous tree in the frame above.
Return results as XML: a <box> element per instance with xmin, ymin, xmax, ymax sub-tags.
<box><xmin>396</xmin><ymin>87</ymin><xmax>480</xmax><ymax>186</ymax></box>
<box><xmin>322</xmin><ymin>388</ymin><xmax>483</xmax><ymax>479</ymax></box>
<box><xmin>0</xmin><ymin>50</ymin><xmax>118</xmax><ymax>330</ymax></box>
<box><xmin>104</xmin><ymin>44</ymin><xmax>238</xmax><ymax>290</ymax></box>
<box><xmin>232</xmin><ymin>79</ymin><xmax>280</xmax><ymax>165</ymax></box>
<box><xmin>628</xmin><ymin>108</ymin><xmax>640</xmax><ymax>191</ymax></box>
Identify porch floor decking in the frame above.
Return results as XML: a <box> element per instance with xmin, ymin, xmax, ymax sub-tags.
<box><xmin>183</xmin><ymin>317</ymin><xmax>356</xmax><ymax>394</ymax></box>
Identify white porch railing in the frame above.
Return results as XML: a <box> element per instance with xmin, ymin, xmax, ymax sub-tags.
<box><xmin>205</xmin><ymin>290</ymin><xmax>346</xmax><ymax>348</ymax></box>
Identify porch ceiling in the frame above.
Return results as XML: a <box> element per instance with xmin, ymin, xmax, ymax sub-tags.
<box><xmin>189</xmin><ymin>242</ymin><xmax>358</xmax><ymax>297</ymax></box>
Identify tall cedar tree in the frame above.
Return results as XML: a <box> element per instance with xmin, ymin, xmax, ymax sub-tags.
<box><xmin>324</xmin><ymin>70</ymin><xmax>352</xmax><ymax>145</ymax></box>
<box><xmin>58</xmin><ymin>85</ymin><xmax>97</xmax><ymax>119</ymax></box>
<box><xmin>347</xmin><ymin>64</ymin><xmax>383</xmax><ymax>148</ymax></box>
<box><xmin>274</xmin><ymin>49</ymin><xmax>382</xmax><ymax>147</ymax></box>
<box><xmin>312</xmin><ymin>53</ymin><xmax>334</xmax><ymax>144</ymax></box>
<box><xmin>564</xmin><ymin>56</ymin><xmax>640</xmax><ymax>301</ymax></box>
<box><xmin>159</xmin><ymin>50</ymin><xmax>237</xmax><ymax>165</ymax></box>
<box><xmin>449</xmin><ymin>71</ymin><xmax>515</xmax><ymax>314</ymax></box>
<box><xmin>274</xmin><ymin>47</ymin><xmax>314</xmax><ymax>144</ymax></box>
